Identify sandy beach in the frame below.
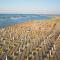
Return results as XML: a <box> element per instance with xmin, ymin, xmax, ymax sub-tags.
<box><xmin>0</xmin><ymin>16</ymin><xmax>60</xmax><ymax>60</ymax></box>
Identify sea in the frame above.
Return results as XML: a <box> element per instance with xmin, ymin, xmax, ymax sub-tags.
<box><xmin>0</xmin><ymin>14</ymin><xmax>51</xmax><ymax>28</ymax></box>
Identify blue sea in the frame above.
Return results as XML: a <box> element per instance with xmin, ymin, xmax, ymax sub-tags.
<box><xmin>0</xmin><ymin>14</ymin><xmax>50</xmax><ymax>28</ymax></box>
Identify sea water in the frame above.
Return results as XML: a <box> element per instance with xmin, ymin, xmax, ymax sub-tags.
<box><xmin>0</xmin><ymin>14</ymin><xmax>49</xmax><ymax>28</ymax></box>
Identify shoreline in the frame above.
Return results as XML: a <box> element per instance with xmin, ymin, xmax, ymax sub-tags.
<box><xmin>0</xmin><ymin>16</ymin><xmax>60</xmax><ymax>60</ymax></box>
<box><xmin>0</xmin><ymin>16</ymin><xmax>59</xmax><ymax>31</ymax></box>
<box><xmin>0</xmin><ymin>15</ymin><xmax>53</xmax><ymax>28</ymax></box>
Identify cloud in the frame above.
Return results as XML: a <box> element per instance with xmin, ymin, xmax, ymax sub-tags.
<box><xmin>0</xmin><ymin>7</ymin><xmax>60</xmax><ymax>14</ymax></box>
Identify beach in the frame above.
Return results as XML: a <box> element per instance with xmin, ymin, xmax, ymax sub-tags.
<box><xmin>0</xmin><ymin>16</ymin><xmax>60</xmax><ymax>60</ymax></box>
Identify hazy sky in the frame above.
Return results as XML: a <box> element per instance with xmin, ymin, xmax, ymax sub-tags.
<box><xmin>0</xmin><ymin>0</ymin><xmax>60</xmax><ymax>14</ymax></box>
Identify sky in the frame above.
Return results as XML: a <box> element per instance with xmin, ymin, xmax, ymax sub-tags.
<box><xmin>0</xmin><ymin>0</ymin><xmax>60</xmax><ymax>14</ymax></box>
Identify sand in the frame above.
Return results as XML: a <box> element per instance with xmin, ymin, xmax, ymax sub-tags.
<box><xmin>0</xmin><ymin>16</ymin><xmax>60</xmax><ymax>60</ymax></box>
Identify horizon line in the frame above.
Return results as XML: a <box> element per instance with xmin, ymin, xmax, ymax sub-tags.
<box><xmin>0</xmin><ymin>13</ymin><xmax>60</xmax><ymax>15</ymax></box>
